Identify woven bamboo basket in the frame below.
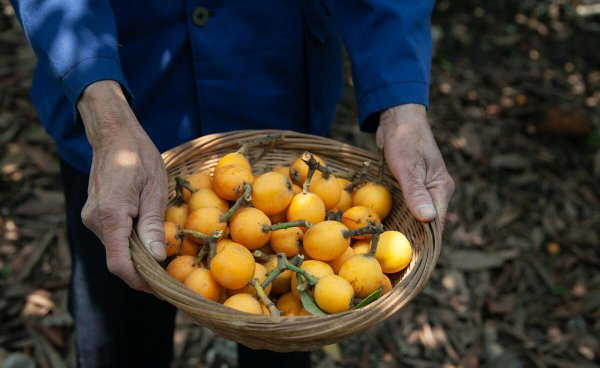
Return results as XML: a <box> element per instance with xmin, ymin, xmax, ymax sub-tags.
<box><xmin>130</xmin><ymin>129</ymin><xmax>442</xmax><ymax>352</ymax></box>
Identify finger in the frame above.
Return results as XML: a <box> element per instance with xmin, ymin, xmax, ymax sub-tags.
<box><xmin>427</xmin><ymin>176</ymin><xmax>455</xmax><ymax>232</ymax></box>
<box><xmin>105</xmin><ymin>229</ymin><xmax>152</xmax><ymax>292</ymax></box>
<box><xmin>97</xmin><ymin>202</ymin><xmax>152</xmax><ymax>292</ymax></box>
<box><xmin>136</xmin><ymin>177</ymin><xmax>168</xmax><ymax>262</ymax></box>
<box><xmin>395</xmin><ymin>166</ymin><xmax>437</xmax><ymax>222</ymax></box>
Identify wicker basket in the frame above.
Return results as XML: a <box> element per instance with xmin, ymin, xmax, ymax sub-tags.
<box><xmin>130</xmin><ymin>129</ymin><xmax>441</xmax><ymax>352</ymax></box>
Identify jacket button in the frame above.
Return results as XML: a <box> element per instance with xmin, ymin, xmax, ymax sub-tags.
<box><xmin>192</xmin><ymin>7</ymin><xmax>209</xmax><ymax>26</ymax></box>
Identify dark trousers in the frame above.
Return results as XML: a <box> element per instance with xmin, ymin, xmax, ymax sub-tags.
<box><xmin>60</xmin><ymin>160</ymin><xmax>310</xmax><ymax>367</ymax></box>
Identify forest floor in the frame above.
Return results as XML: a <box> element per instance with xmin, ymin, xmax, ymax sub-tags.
<box><xmin>1</xmin><ymin>1</ymin><xmax>599</xmax><ymax>367</ymax></box>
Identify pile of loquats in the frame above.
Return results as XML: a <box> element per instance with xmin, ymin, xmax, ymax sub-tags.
<box><xmin>161</xmin><ymin>137</ymin><xmax>413</xmax><ymax>317</ymax></box>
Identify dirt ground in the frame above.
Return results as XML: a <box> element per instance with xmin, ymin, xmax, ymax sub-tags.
<box><xmin>1</xmin><ymin>1</ymin><xmax>599</xmax><ymax>367</ymax></box>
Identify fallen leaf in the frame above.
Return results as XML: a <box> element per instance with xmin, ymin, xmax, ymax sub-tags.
<box><xmin>445</xmin><ymin>249</ymin><xmax>520</xmax><ymax>271</ymax></box>
<box><xmin>14</xmin><ymin>191</ymin><xmax>64</xmax><ymax>216</ymax></box>
<box><xmin>487</xmin><ymin>293</ymin><xmax>517</xmax><ymax>314</ymax></box>
<box><xmin>25</xmin><ymin>147</ymin><xmax>59</xmax><ymax>174</ymax></box>
<box><xmin>538</xmin><ymin>108</ymin><xmax>589</xmax><ymax>138</ymax></box>
<box><xmin>489</xmin><ymin>154</ymin><xmax>530</xmax><ymax>170</ymax></box>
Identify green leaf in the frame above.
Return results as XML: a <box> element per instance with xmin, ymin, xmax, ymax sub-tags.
<box><xmin>299</xmin><ymin>289</ymin><xmax>327</xmax><ymax>317</ymax></box>
<box><xmin>353</xmin><ymin>288</ymin><xmax>383</xmax><ymax>309</ymax></box>
<box><xmin>552</xmin><ymin>285</ymin><xmax>568</xmax><ymax>296</ymax></box>
<box><xmin>296</xmin><ymin>273</ymin><xmax>326</xmax><ymax>316</ymax></box>
<box><xmin>0</xmin><ymin>266</ymin><xmax>11</xmax><ymax>280</ymax></box>
<box><xmin>586</xmin><ymin>131</ymin><xmax>600</xmax><ymax>148</ymax></box>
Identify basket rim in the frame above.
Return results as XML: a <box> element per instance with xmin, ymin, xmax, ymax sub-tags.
<box><xmin>130</xmin><ymin>129</ymin><xmax>442</xmax><ymax>350</ymax></box>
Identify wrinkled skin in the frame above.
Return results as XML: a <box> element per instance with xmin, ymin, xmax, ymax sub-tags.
<box><xmin>78</xmin><ymin>81</ymin><xmax>167</xmax><ymax>292</ymax></box>
<box><xmin>376</xmin><ymin>104</ymin><xmax>455</xmax><ymax>230</ymax></box>
<box><xmin>78</xmin><ymin>82</ymin><xmax>454</xmax><ymax>291</ymax></box>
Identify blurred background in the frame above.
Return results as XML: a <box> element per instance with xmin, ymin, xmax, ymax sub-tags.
<box><xmin>0</xmin><ymin>0</ymin><xmax>599</xmax><ymax>367</ymax></box>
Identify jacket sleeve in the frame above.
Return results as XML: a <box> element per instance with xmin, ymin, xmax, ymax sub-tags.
<box><xmin>322</xmin><ymin>0</ymin><xmax>435</xmax><ymax>131</ymax></box>
<box><xmin>10</xmin><ymin>0</ymin><xmax>131</xmax><ymax>113</ymax></box>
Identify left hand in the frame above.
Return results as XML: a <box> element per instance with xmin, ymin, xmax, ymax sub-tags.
<box><xmin>376</xmin><ymin>104</ymin><xmax>455</xmax><ymax>231</ymax></box>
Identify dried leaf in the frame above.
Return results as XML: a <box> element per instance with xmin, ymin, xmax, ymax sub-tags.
<box><xmin>538</xmin><ymin>108</ymin><xmax>589</xmax><ymax>138</ymax></box>
<box><xmin>25</xmin><ymin>147</ymin><xmax>59</xmax><ymax>174</ymax></box>
<box><xmin>14</xmin><ymin>191</ymin><xmax>64</xmax><ymax>216</ymax></box>
<box><xmin>489</xmin><ymin>154</ymin><xmax>530</xmax><ymax>170</ymax></box>
<box><xmin>487</xmin><ymin>293</ymin><xmax>517</xmax><ymax>314</ymax></box>
<box><xmin>459</xmin><ymin>123</ymin><xmax>484</xmax><ymax>160</ymax></box>
<box><xmin>446</xmin><ymin>249</ymin><xmax>520</xmax><ymax>271</ymax></box>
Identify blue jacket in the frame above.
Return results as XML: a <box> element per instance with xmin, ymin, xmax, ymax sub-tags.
<box><xmin>11</xmin><ymin>0</ymin><xmax>434</xmax><ymax>173</ymax></box>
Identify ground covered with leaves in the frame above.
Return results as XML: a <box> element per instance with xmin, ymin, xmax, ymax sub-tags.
<box><xmin>1</xmin><ymin>1</ymin><xmax>599</xmax><ymax>367</ymax></box>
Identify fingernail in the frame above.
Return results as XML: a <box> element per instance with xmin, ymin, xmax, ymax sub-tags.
<box><xmin>149</xmin><ymin>241</ymin><xmax>166</xmax><ymax>261</ymax></box>
<box><xmin>417</xmin><ymin>204</ymin><xmax>436</xmax><ymax>219</ymax></box>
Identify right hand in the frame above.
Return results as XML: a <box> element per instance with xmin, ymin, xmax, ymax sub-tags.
<box><xmin>78</xmin><ymin>80</ymin><xmax>168</xmax><ymax>292</ymax></box>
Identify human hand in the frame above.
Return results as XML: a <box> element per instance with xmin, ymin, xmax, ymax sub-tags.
<box><xmin>376</xmin><ymin>104</ymin><xmax>454</xmax><ymax>231</ymax></box>
<box><xmin>78</xmin><ymin>80</ymin><xmax>167</xmax><ymax>292</ymax></box>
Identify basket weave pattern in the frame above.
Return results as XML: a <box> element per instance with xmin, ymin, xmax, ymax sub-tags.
<box><xmin>130</xmin><ymin>129</ymin><xmax>442</xmax><ymax>352</ymax></box>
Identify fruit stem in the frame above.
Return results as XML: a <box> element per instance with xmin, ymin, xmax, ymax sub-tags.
<box><xmin>176</xmin><ymin>175</ymin><xmax>197</xmax><ymax>195</ymax></box>
<box><xmin>301</xmin><ymin>154</ymin><xmax>334</xmax><ymax>179</ymax></box>
<box><xmin>262</xmin><ymin>253</ymin><xmax>288</xmax><ymax>289</ymax></box>
<box><xmin>377</xmin><ymin>146</ymin><xmax>385</xmax><ymax>184</ymax></box>
<box><xmin>173</xmin><ymin>177</ymin><xmax>185</xmax><ymax>207</ymax></box>
<box><xmin>325</xmin><ymin>211</ymin><xmax>343</xmax><ymax>222</ymax></box>
<box><xmin>250</xmin><ymin>278</ymin><xmax>281</xmax><ymax>317</ymax></box>
<box><xmin>333</xmin><ymin>168</ymin><xmax>356</xmax><ymax>180</ymax></box>
<box><xmin>285</xmin><ymin>261</ymin><xmax>318</xmax><ymax>286</ymax></box>
<box><xmin>289</xmin><ymin>254</ymin><xmax>304</xmax><ymax>266</ymax></box>
<box><xmin>219</xmin><ymin>183</ymin><xmax>252</xmax><ymax>222</ymax></box>
<box><xmin>194</xmin><ymin>244</ymin><xmax>209</xmax><ymax>266</ymax></box>
<box><xmin>251</xmin><ymin>250</ymin><xmax>272</xmax><ymax>262</ymax></box>
<box><xmin>342</xmin><ymin>222</ymin><xmax>384</xmax><ymax>239</ymax></box>
<box><xmin>301</xmin><ymin>151</ymin><xmax>318</xmax><ymax>193</ymax></box>
<box><xmin>206</xmin><ymin>230</ymin><xmax>222</xmax><ymax>269</ymax></box>
<box><xmin>367</xmin><ymin>224</ymin><xmax>384</xmax><ymax>257</ymax></box>
<box><xmin>180</xmin><ymin>229</ymin><xmax>209</xmax><ymax>243</ymax></box>
<box><xmin>262</xmin><ymin>220</ymin><xmax>312</xmax><ymax>232</ymax></box>
<box><xmin>345</xmin><ymin>161</ymin><xmax>371</xmax><ymax>192</ymax></box>
<box><xmin>296</xmin><ymin>279</ymin><xmax>310</xmax><ymax>293</ymax></box>
<box><xmin>238</xmin><ymin>134</ymin><xmax>285</xmax><ymax>155</ymax></box>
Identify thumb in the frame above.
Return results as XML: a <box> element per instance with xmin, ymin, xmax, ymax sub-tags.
<box><xmin>137</xmin><ymin>185</ymin><xmax>167</xmax><ymax>261</ymax></box>
<box><xmin>398</xmin><ymin>171</ymin><xmax>437</xmax><ymax>223</ymax></box>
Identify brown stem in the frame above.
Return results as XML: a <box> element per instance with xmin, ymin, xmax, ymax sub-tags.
<box><xmin>345</xmin><ymin>161</ymin><xmax>371</xmax><ymax>192</ymax></box>
<box><xmin>238</xmin><ymin>134</ymin><xmax>285</xmax><ymax>155</ymax></box>
<box><xmin>302</xmin><ymin>155</ymin><xmax>334</xmax><ymax>179</ymax></box>
<box><xmin>207</xmin><ymin>231</ymin><xmax>222</xmax><ymax>267</ymax></box>
<box><xmin>252</xmin><ymin>250</ymin><xmax>272</xmax><ymax>262</ymax></box>
<box><xmin>333</xmin><ymin>168</ymin><xmax>356</xmax><ymax>180</ymax></box>
<box><xmin>194</xmin><ymin>243</ymin><xmax>209</xmax><ymax>266</ymax></box>
<box><xmin>250</xmin><ymin>279</ymin><xmax>280</xmax><ymax>317</ymax></box>
<box><xmin>368</xmin><ymin>227</ymin><xmax>384</xmax><ymax>257</ymax></box>
<box><xmin>173</xmin><ymin>177</ymin><xmax>185</xmax><ymax>206</ymax></box>
<box><xmin>262</xmin><ymin>220</ymin><xmax>312</xmax><ymax>232</ymax></box>
<box><xmin>326</xmin><ymin>211</ymin><xmax>343</xmax><ymax>222</ymax></box>
<box><xmin>342</xmin><ymin>222</ymin><xmax>384</xmax><ymax>239</ymax></box>
<box><xmin>377</xmin><ymin>146</ymin><xmax>385</xmax><ymax>184</ymax></box>
<box><xmin>219</xmin><ymin>183</ymin><xmax>252</xmax><ymax>222</ymax></box>
<box><xmin>301</xmin><ymin>151</ymin><xmax>318</xmax><ymax>193</ymax></box>
<box><xmin>249</xmin><ymin>146</ymin><xmax>270</xmax><ymax>165</ymax></box>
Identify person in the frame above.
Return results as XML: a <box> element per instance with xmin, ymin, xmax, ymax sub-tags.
<box><xmin>10</xmin><ymin>0</ymin><xmax>455</xmax><ymax>367</ymax></box>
